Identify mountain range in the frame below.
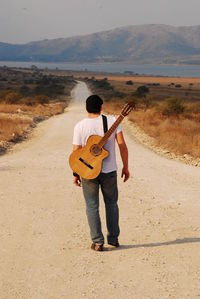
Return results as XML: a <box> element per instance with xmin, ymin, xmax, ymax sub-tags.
<box><xmin>1</xmin><ymin>24</ymin><xmax>200</xmax><ymax>64</ymax></box>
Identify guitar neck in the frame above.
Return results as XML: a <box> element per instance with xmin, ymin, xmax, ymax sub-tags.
<box><xmin>98</xmin><ymin>114</ymin><xmax>124</xmax><ymax>148</ymax></box>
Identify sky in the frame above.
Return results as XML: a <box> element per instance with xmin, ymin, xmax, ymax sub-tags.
<box><xmin>1</xmin><ymin>0</ymin><xmax>200</xmax><ymax>44</ymax></box>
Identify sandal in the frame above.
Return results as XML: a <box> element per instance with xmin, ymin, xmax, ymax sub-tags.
<box><xmin>91</xmin><ymin>243</ymin><xmax>104</xmax><ymax>251</ymax></box>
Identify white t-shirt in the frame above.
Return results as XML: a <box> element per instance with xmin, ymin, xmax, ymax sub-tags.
<box><xmin>72</xmin><ymin>114</ymin><xmax>122</xmax><ymax>173</ymax></box>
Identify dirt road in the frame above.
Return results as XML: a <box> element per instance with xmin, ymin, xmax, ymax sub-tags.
<box><xmin>0</xmin><ymin>82</ymin><xmax>200</xmax><ymax>299</ymax></box>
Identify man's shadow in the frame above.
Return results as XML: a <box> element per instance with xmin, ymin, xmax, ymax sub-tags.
<box><xmin>105</xmin><ymin>237</ymin><xmax>200</xmax><ymax>251</ymax></box>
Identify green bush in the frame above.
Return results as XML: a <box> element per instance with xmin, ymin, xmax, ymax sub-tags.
<box><xmin>162</xmin><ymin>98</ymin><xmax>185</xmax><ymax>116</ymax></box>
<box><xmin>126</xmin><ymin>80</ymin><xmax>134</xmax><ymax>85</ymax></box>
<box><xmin>95</xmin><ymin>79</ymin><xmax>113</xmax><ymax>90</ymax></box>
<box><xmin>135</xmin><ymin>85</ymin><xmax>149</xmax><ymax>97</ymax></box>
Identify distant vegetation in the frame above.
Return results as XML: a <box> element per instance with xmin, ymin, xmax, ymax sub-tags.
<box><xmin>85</xmin><ymin>77</ymin><xmax>126</xmax><ymax>101</ymax></box>
<box><xmin>162</xmin><ymin>98</ymin><xmax>185</xmax><ymax>116</ymax></box>
<box><xmin>0</xmin><ymin>67</ymin><xmax>76</xmax><ymax>154</ymax></box>
<box><xmin>126</xmin><ymin>80</ymin><xmax>134</xmax><ymax>85</ymax></box>
<box><xmin>0</xmin><ymin>67</ymin><xmax>76</xmax><ymax>103</ymax></box>
<box><xmin>135</xmin><ymin>85</ymin><xmax>149</xmax><ymax>98</ymax></box>
<box><xmin>88</xmin><ymin>75</ymin><xmax>200</xmax><ymax>159</ymax></box>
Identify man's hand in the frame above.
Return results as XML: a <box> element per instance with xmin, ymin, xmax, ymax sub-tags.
<box><xmin>72</xmin><ymin>145</ymin><xmax>82</xmax><ymax>187</ymax></box>
<box><xmin>121</xmin><ymin>167</ymin><xmax>130</xmax><ymax>182</ymax></box>
<box><xmin>116</xmin><ymin>132</ymin><xmax>130</xmax><ymax>182</ymax></box>
<box><xmin>73</xmin><ymin>175</ymin><xmax>81</xmax><ymax>187</ymax></box>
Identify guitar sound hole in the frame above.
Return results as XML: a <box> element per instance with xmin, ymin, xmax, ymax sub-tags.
<box><xmin>90</xmin><ymin>144</ymin><xmax>102</xmax><ymax>156</ymax></box>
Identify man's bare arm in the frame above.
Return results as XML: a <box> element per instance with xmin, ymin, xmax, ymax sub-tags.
<box><xmin>72</xmin><ymin>145</ymin><xmax>82</xmax><ymax>187</ymax></box>
<box><xmin>73</xmin><ymin>145</ymin><xmax>82</xmax><ymax>151</ymax></box>
<box><xmin>116</xmin><ymin>131</ymin><xmax>130</xmax><ymax>182</ymax></box>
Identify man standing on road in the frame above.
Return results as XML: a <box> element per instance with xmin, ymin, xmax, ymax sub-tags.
<box><xmin>71</xmin><ymin>95</ymin><xmax>130</xmax><ymax>251</ymax></box>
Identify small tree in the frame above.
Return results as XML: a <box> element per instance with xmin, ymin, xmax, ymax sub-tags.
<box><xmin>126</xmin><ymin>80</ymin><xmax>134</xmax><ymax>85</ymax></box>
<box><xmin>162</xmin><ymin>98</ymin><xmax>185</xmax><ymax>116</ymax></box>
<box><xmin>5</xmin><ymin>92</ymin><xmax>21</xmax><ymax>104</ymax></box>
<box><xmin>135</xmin><ymin>85</ymin><xmax>149</xmax><ymax>98</ymax></box>
<box><xmin>142</xmin><ymin>95</ymin><xmax>153</xmax><ymax>111</ymax></box>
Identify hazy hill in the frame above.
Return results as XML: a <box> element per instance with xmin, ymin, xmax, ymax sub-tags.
<box><xmin>1</xmin><ymin>24</ymin><xmax>200</xmax><ymax>64</ymax></box>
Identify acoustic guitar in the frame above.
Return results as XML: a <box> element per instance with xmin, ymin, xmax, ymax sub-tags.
<box><xmin>69</xmin><ymin>101</ymin><xmax>135</xmax><ymax>179</ymax></box>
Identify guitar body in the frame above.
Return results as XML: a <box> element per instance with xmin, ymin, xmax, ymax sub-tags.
<box><xmin>69</xmin><ymin>135</ymin><xmax>109</xmax><ymax>179</ymax></box>
<box><xmin>69</xmin><ymin>101</ymin><xmax>135</xmax><ymax>180</ymax></box>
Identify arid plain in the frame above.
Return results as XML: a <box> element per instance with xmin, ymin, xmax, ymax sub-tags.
<box><xmin>0</xmin><ymin>81</ymin><xmax>200</xmax><ymax>298</ymax></box>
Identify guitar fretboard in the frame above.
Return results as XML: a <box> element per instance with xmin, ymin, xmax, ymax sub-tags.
<box><xmin>98</xmin><ymin>114</ymin><xmax>124</xmax><ymax>148</ymax></box>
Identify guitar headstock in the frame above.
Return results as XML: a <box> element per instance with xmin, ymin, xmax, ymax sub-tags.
<box><xmin>121</xmin><ymin>101</ymin><xmax>135</xmax><ymax>117</ymax></box>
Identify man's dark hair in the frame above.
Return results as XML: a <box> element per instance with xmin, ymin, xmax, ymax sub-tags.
<box><xmin>86</xmin><ymin>95</ymin><xmax>103</xmax><ymax>113</ymax></box>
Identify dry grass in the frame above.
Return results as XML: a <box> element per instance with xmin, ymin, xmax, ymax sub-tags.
<box><xmin>128</xmin><ymin>109</ymin><xmax>200</xmax><ymax>157</ymax></box>
<box><xmin>0</xmin><ymin>102</ymin><xmax>67</xmax><ymax>144</ymax></box>
<box><xmin>98</xmin><ymin>75</ymin><xmax>200</xmax><ymax>159</ymax></box>
<box><xmin>0</xmin><ymin>102</ymin><xmax>67</xmax><ymax>116</ymax></box>
<box><xmin>102</xmin><ymin>100</ymin><xmax>123</xmax><ymax>115</ymax></box>
<box><xmin>0</xmin><ymin>115</ymin><xmax>32</xmax><ymax>142</ymax></box>
<box><xmin>93</xmin><ymin>74</ymin><xmax>200</xmax><ymax>87</ymax></box>
<box><xmin>107</xmin><ymin>78</ymin><xmax>200</xmax><ymax>102</ymax></box>
<box><xmin>0</xmin><ymin>67</ymin><xmax>75</xmax><ymax>152</ymax></box>
<box><xmin>103</xmin><ymin>101</ymin><xmax>200</xmax><ymax>158</ymax></box>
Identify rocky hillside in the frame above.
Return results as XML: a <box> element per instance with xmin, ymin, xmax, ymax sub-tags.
<box><xmin>1</xmin><ymin>24</ymin><xmax>200</xmax><ymax>64</ymax></box>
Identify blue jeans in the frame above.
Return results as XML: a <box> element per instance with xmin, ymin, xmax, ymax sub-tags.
<box><xmin>82</xmin><ymin>171</ymin><xmax>119</xmax><ymax>245</ymax></box>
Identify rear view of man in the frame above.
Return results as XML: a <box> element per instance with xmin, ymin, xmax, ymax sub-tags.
<box><xmin>71</xmin><ymin>95</ymin><xmax>130</xmax><ymax>251</ymax></box>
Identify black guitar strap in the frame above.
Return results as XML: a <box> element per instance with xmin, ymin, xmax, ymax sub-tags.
<box><xmin>102</xmin><ymin>115</ymin><xmax>108</xmax><ymax>134</ymax></box>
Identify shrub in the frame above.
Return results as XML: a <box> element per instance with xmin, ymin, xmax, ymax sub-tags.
<box><xmin>92</xmin><ymin>79</ymin><xmax>113</xmax><ymax>90</ymax></box>
<box><xmin>5</xmin><ymin>92</ymin><xmax>21</xmax><ymax>104</ymax></box>
<box><xmin>162</xmin><ymin>98</ymin><xmax>185</xmax><ymax>116</ymax></box>
<box><xmin>21</xmin><ymin>97</ymin><xmax>36</xmax><ymax>106</ymax></box>
<box><xmin>20</xmin><ymin>95</ymin><xmax>50</xmax><ymax>106</ymax></box>
<box><xmin>34</xmin><ymin>95</ymin><xmax>50</xmax><ymax>104</ymax></box>
<box><xmin>135</xmin><ymin>85</ymin><xmax>149</xmax><ymax>97</ymax></box>
<box><xmin>20</xmin><ymin>85</ymin><xmax>31</xmax><ymax>96</ymax></box>
<box><xmin>0</xmin><ymin>90</ymin><xmax>12</xmax><ymax>100</ymax></box>
<box><xmin>34</xmin><ymin>83</ymin><xmax>64</xmax><ymax>96</ymax></box>
<box><xmin>142</xmin><ymin>96</ymin><xmax>153</xmax><ymax>111</ymax></box>
<box><xmin>126</xmin><ymin>80</ymin><xmax>134</xmax><ymax>85</ymax></box>
<box><xmin>24</xmin><ymin>79</ymin><xmax>34</xmax><ymax>84</ymax></box>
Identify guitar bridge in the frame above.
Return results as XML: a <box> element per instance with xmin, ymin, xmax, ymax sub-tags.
<box><xmin>79</xmin><ymin>157</ymin><xmax>94</xmax><ymax>170</ymax></box>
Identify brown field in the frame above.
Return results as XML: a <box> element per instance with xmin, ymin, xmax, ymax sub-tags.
<box><xmin>0</xmin><ymin>102</ymin><xmax>67</xmax><ymax>116</ymax></box>
<box><xmin>0</xmin><ymin>67</ymin><xmax>77</xmax><ymax>153</ymax></box>
<box><xmin>0</xmin><ymin>102</ymin><xmax>67</xmax><ymax>151</ymax></box>
<box><xmin>1</xmin><ymin>82</ymin><xmax>200</xmax><ymax>299</ymax></box>
<box><xmin>0</xmin><ymin>115</ymin><xmax>32</xmax><ymax>142</ymax></box>
<box><xmin>95</xmin><ymin>74</ymin><xmax>200</xmax><ymax>86</ymax></box>
<box><xmin>85</xmin><ymin>74</ymin><xmax>200</xmax><ymax>159</ymax></box>
<box><xmin>74</xmin><ymin>70</ymin><xmax>200</xmax><ymax>86</ymax></box>
<box><xmin>103</xmin><ymin>101</ymin><xmax>200</xmax><ymax>158</ymax></box>
<box><xmin>1</xmin><ymin>67</ymin><xmax>200</xmax><ymax>159</ymax></box>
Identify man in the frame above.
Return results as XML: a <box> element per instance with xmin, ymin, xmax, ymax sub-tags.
<box><xmin>72</xmin><ymin>94</ymin><xmax>130</xmax><ymax>251</ymax></box>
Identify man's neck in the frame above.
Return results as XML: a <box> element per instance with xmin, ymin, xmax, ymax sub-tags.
<box><xmin>88</xmin><ymin>113</ymin><xmax>101</xmax><ymax>119</ymax></box>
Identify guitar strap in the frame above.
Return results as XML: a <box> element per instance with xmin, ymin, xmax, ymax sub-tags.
<box><xmin>102</xmin><ymin>115</ymin><xmax>108</xmax><ymax>134</ymax></box>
